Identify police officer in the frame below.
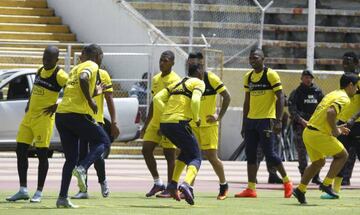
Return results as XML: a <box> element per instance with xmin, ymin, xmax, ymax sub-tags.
<box><xmin>288</xmin><ymin>69</ymin><xmax>324</xmax><ymax>184</ymax></box>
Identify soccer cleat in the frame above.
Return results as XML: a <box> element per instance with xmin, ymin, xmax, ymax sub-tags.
<box><xmin>167</xmin><ymin>182</ymin><xmax>181</xmax><ymax>201</ymax></box>
<box><xmin>56</xmin><ymin>197</ymin><xmax>79</xmax><ymax>208</ymax></box>
<box><xmin>156</xmin><ymin>189</ymin><xmax>172</xmax><ymax>198</ymax></box>
<box><xmin>217</xmin><ymin>183</ymin><xmax>229</xmax><ymax>200</ymax></box>
<box><xmin>30</xmin><ymin>192</ymin><xmax>42</xmax><ymax>203</ymax></box>
<box><xmin>179</xmin><ymin>182</ymin><xmax>194</xmax><ymax>205</ymax></box>
<box><xmin>100</xmin><ymin>180</ymin><xmax>110</xmax><ymax>198</ymax></box>
<box><xmin>71</xmin><ymin>192</ymin><xmax>89</xmax><ymax>199</ymax></box>
<box><xmin>234</xmin><ymin>188</ymin><xmax>257</xmax><ymax>198</ymax></box>
<box><xmin>6</xmin><ymin>191</ymin><xmax>30</xmax><ymax>202</ymax></box>
<box><xmin>180</xmin><ymin>186</ymin><xmax>194</xmax><ymax>199</ymax></box>
<box><xmin>72</xmin><ymin>166</ymin><xmax>87</xmax><ymax>193</ymax></box>
<box><xmin>320</xmin><ymin>193</ymin><xmax>340</xmax><ymax>199</ymax></box>
<box><xmin>319</xmin><ymin>184</ymin><xmax>339</xmax><ymax>199</ymax></box>
<box><xmin>268</xmin><ymin>174</ymin><xmax>283</xmax><ymax>184</ymax></box>
<box><xmin>145</xmin><ymin>184</ymin><xmax>165</xmax><ymax>197</ymax></box>
<box><xmin>292</xmin><ymin>188</ymin><xmax>307</xmax><ymax>204</ymax></box>
<box><xmin>284</xmin><ymin>181</ymin><xmax>293</xmax><ymax>198</ymax></box>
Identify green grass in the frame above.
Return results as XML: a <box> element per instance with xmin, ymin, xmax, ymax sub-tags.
<box><xmin>0</xmin><ymin>191</ymin><xmax>360</xmax><ymax>215</ymax></box>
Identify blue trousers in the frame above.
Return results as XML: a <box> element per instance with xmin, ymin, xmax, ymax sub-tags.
<box><xmin>55</xmin><ymin>113</ymin><xmax>110</xmax><ymax>198</ymax></box>
<box><xmin>160</xmin><ymin>121</ymin><xmax>201</xmax><ymax>170</ymax></box>
<box><xmin>244</xmin><ymin>118</ymin><xmax>282</xmax><ymax>166</ymax></box>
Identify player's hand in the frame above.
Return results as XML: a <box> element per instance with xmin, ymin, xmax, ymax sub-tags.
<box><xmin>333</xmin><ymin>124</ymin><xmax>350</xmax><ymax>137</ymax></box>
<box><xmin>93</xmin><ymin>83</ymin><xmax>107</xmax><ymax>97</ymax></box>
<box><xmin>272</xmin><ymin>120</ymin><xmax>282</xmax><ymax>134</ymax></box>
<box><xmin>43</xmin><ymin>104</ymin><xmax>58</xmax><ymax>117</ymax></box>
<box><xmin>195</xmin><ymin>119</ymin><xmax>201</xmax><ymax>127</ymax></box>
<box><xmin>206</xmin><ymin>114</ymin><xmax>218</xmax><ymax>123</ymax></box>
<box><xmin>110</xmin><ymin>122</ymin><xmax>120</xmax><ymax>139</ymax></box>
<box><xmin>88</xmin><ymin>99</ymin><xmax>98</xmax><ymax>114</ymax></box>
<box><xmin>299</xmin><ymin>118</ymin><xmax>308</xmax><ymax>128</ymax></box>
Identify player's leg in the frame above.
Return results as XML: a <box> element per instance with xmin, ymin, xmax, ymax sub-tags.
<box><xmin>71</xmin><ymin>139</ymin><xmax>90</xmax><ymax>199</ymax></box>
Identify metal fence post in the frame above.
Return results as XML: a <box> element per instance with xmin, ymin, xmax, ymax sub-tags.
<box><xmin>307</xmin><ymin>0</ymin><xmax>316</xmax><ymax>70</ymax></box>
<box><xmin>189</xmin><ymin>0</ymin><xmax>195</xmax><ymax>53</ymax></box>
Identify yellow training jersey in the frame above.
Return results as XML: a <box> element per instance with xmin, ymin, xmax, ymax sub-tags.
<box><xmin>244</xmin><ymin>67</ymin><xmax>282</xmax><ymax>119</ymax></box>
<box><xmin>150</xmin><ymin>71</ymin><xmax>181</xmax><ymax>125</ymax></box>
<box><xmin>27</xmin><ymin>66</ymin><xmax>68</xmax><ymax>118</ymax></box>
<box><xmin>160</xmin><ymin>77</ymin><xmax>205</xmax><ymax>123</ymax></box>
<box><xmin>57</xmin><ymin>60</ymin><xmax>99</xmax><ymax>115</ymax></box>
<box><xmin>92</xmin><ymin>69</ymin><xmax>113</xmax><ymax>124</ymax></box>
<box><xmin>338</xmin><ymin>91</ymin><xmax>360</xmax><ymax>123</ymax></box>
<box><xmin>308</xmin><ymin>89</ymin><xmax>351</xmax><ymax>135</ymax></box>
<box><xmin>190</xmin><ymin>71</ymin><xmax>226</xmax><ymax>127</ymax></box>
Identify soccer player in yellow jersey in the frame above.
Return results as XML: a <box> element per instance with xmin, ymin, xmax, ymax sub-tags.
<box><xmin>320</xmin><ymin>74</ymin><xmax>360</xmax><ymax>199</ymax></box>
<box><xmin>6</xmin><ymin>46</ymin><xmax>68</xmax><ymax>203</ymax></box>
<box><xmin>293</xmin><ymin>73</ymin><xmax>359</xmax><ymax>204</ymax></box>
<box><xmin>141</xmin><ymin>51</ymin><xmax>181</xmax><ymax>198</ymax></box>
<box><xmin>187</xmin><ymin>52</ymin><xmax>231</xmax><ymax>200</ymax></box>
<box><xmin>235</xmin><ymin>48</ymin><xmax>293</xmax><ymax>198</ymax></box>
<box><xmin>154</xmin><ymin>63</ymin><xmax>205</xmax><ymax>205</ymax></box>
<box><xmin>55</xmin><ymin>44</ymin><xmax>111</xmax><ymax>208</ymax></box>
<box><xmin>72</xmin><ymin>69</ymin><xmax>120</xmax><ymax>199</ymax></box>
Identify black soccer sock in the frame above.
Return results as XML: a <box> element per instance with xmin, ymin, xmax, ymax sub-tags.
<box><xmin>94</xmin><ymin>158</ymin><xmax>106</xmax><ymax>183</ymax></box>
<box><xmin>36</xmin><ymin>148</ymin><xmax>49</xmax><ymax>192</ymax></box>
<box><xmin>16</xmin><ymin>142</ymin><xmax>29</xmax><ymax>188</ymax></box>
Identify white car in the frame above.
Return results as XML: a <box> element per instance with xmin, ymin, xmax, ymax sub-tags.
<box><xmin>0</xmin><ymin>69</ymin><xmax>140</xmax><ymax>153</ymax></box>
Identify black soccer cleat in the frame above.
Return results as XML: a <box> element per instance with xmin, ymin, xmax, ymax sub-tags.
<box><xmin>179</xmin><ymin>182</ymin><xmax>194</xmax><ymax>205</ymax></box>
<box><xmin>319</xmin><ymin>184</ymin><xmax>339</xmax><ymax>199</ymax></box>
<box><xmin>292</xmin><ymin>188</ymin><xmax>307</xmax><ymax>204</ymax></box>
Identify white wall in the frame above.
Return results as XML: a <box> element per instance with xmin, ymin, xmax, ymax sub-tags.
<box><xmin>47</xmin><ymin>0</ymin><xmax>187</xmax><ymax>79</ymax></box>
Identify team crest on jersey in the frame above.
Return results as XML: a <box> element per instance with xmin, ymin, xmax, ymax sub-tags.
<box><xmin>32</xmin><ymin>86</ymin><xmax>44</xmax><ymax>95</ymax></box>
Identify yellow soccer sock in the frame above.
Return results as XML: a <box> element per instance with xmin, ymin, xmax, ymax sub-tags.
<box><xmin>172</xmin><ymin>160</ymin><xmax>186</xmax><ymax>183</ymax></box>
<box><xmin>282</xmin><ymin>175</ymin><xmax>290</xmax><ymax>183</ymax></box>
<box><xmin>184</xmin><ymin>165</ymin><xmax>198</xmax><ymax>185</ymax></box>
<box><xmin>323</xmin><ymin>177</ymin><xmax>334</xmax><ymax>186</ymax></box>
<box><xmin>298</xmin><ymin>183</ymin><xmax>307</xmax><ymax>193</ymax></box>
<box><xmin>333</xmin><ymin>177</ymin><xmax>343</xmax><ymax>193</ymax></box>
<box><xmin>247</xmin><ymin>182</ymin><xmax>256</xmax><ymax>191</ymax></box>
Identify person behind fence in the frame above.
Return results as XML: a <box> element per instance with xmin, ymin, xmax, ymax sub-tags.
<box><xmin>55</xmin><ymin>44</ymin><xmax>110</xmax><ymax>208</ymax></box>
<box><xmin>288</xmin><ymin>69</ymin><xmax>324</xmax><ymax>185</ymax></box>
<box><xmin>292</xmin><ymin>73</ymin><xmax>359</xmax><ymax>204</ymax></box>
<box><xmin>6</xmin><ymin>46</ymin><xmax>68</xmax><ymax>203</ymax></box>
<box><xmin>337</xmin><ymin>52</ymin><xmax>359</xmax><ymax>186</ymax></box>
<box><xmin>154</xmin><ymin>63</ymin><xmax>205</xmax><ymax>205</ymax></box>
<box><xmin>129</xmin><ymin>72</ymin><xmax>148</xmax><ymax>123</ymax></box>
<box><xmin>187</xmin><ymin>52</ymin><xmax>231</xmax><ymax>200</ymax></box>
<box><xmin>140</xmin><ymin>51</ymin><xmax>181</xmax><ymax>198</ymax></box>
<box><xmin>235</xmin><ymin>48</ymin><xmax>293</xmax><ymax>198</ymax></box>
<box><xmin>320</xmin><ymin>74</ymin><xmax>360</xmax><ymax>199</ymax></box>
<box><xmin>71</xmin><ymin>68</ymin><xmax>120</xmax><ymax>200</ymax></box>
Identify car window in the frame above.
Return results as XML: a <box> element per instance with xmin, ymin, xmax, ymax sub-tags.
<box><xmin>0</xmin><ymin>72</ymin><xmax>13</xmax><ymax>84</ymax></box>
<box><xmin>0</xmin><ymin>75</ymin><xmax>31</xmax><ymax>101</ymax></box>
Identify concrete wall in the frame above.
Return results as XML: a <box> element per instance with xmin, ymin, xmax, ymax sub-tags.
<box><xmin>47</xmin><ymin>0</ymin><xmax>187</xmax><ymax>79</ymax></box>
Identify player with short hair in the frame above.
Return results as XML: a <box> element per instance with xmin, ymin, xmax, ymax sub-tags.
<box><xmin>141</xmin><ymin>50</ymin><xmax>181</xmax><ymax>198</ymax></box>
<box><xmin>293</xmin><ymin>73</ymin><xmax>359</xmax><ymax>204</ymax></box>
<box><xmin>6</xmin><ymin>46</ymin><xmax>68</xmax><ymax>203</ymax></box>
<box><xmin>154</xmin><ymin>63</ymin><xmax>205</xmax><ymax>205</ymax></box>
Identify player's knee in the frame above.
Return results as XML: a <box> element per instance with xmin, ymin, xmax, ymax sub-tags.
<box><xmin>36</xmin><ymin>148</ymin><xmax>48</xmax><ymax>162</ymax></box>
<box><xmin>142</xmin><ymin>143</ymin><xmax>154</xmax><ymax>156</ymax></box>
<box><xmin>16</xmin><ymin>142</ymin><xmax>29</xmax><ymax>157</ymax></box>
<box><xmin>313</xmin><ymin>158</ymin><xmax>326</xmax><ymax>168</ymax></box>
<box><xmin>163</xmin><ymin>148</ymin><xmax>176</xmax><ymax>160</ymax></box>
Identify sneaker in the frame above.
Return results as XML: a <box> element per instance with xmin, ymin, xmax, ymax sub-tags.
<box><xmin>71</xmin><ymin>192</ymin><xmax>89</xmax><ymax>199</ymax></box>
<box><xmin>72</xmin><ymin>166</ymin><xmax>87</xmax><ymax>193</ymax></box>
<box><xmin>56</xmin><ymin>197</ymin><xmax>79</xmax><ymax>208</ymax></box>
<box><xmin>319</xmin><ymin>184</ymin><xmax>339</xmax><ymax>199</ymax></box>
<box><xmin>100</xmin><ymin>181</ymin><xmax>110</xmax><ymax>198</ymax></box>
<box><xmin>217</xmin><ymin>183</ymin><xmax>229</xmax><ymax>200</ymax></box>
<box><xmin>179</xmin><ymin>182</ymin><xmax>194</xmax><ymax>205</ymax></box>
<box><xmin>145</xmin><ymin>184</ymin><xmax>165</xmax><ymax>197</ymax></box>
<box><xmin>6</xmin><ymin>191</ymin><xmax>30</xmax><ymax>202</ymax></box>
<box><xmin>320</xmin><ymin>193</ymin><xmax>340</xmax><ymax>199</ymax></box>
<box><xmin>284</xmin><ymin>181</ymin><xmax>293</xmax><ymax>198</ymax></box>
<box><xmin>268</xmin><ymin>174</ymin><xmax>283</xmax><ymax>184</ymax></box>
<box><xmin>30</xmin><ymin>192</ymin><xmax>42</xmax><ymax>203</ymax></box>
<box><xmin>292</xmin><ymin>188</ymin><xmax>307</xmax><ymax>204</ymax></box>
<box><xmin>167</xmin><ymin>182</ymin><xmax>180</xmax><ymax>201</ymax></box>
<box><xmin>156</xmin><ymin>189</ymin><xmax>171</xmax><ymax>198</ymax></box>
<box><xmin>180</xmin><ymin>186</ymin><xmax>194</xmax><ymax>199</ymax></box>
<box><xmin>234</xmin><ymin>188</ymin><xmax>257</xmax><ymax>198</ymax></box>
<box><xmin>311</xmin><ymin>175</ymin><xmax>322</xmax><ymax>185</ymax></box>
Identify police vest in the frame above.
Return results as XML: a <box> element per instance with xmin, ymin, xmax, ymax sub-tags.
<box><xmin>34</xmin><ymin>66</ymin><xmax>62</xmax><ymax>92</ymax></box>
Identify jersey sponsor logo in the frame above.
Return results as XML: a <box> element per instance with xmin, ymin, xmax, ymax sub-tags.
<box><xmin>250</xmin><ymin>90</ymin><xmax>265</xmax><ymax>96</ymax></box>
<box><xmin>32</xmin><ymin>85</ymin><xmax>44</xmax><ymax>95</ymax></box>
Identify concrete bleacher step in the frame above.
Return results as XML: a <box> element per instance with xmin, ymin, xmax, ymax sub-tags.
<box><xmin>0</xmin><ymin>23</ymin><xmax>70</xmax><ymax>33</ymax></box>
<box><xmin>0</xmin><ymin>31</ymin><xmax>76</xmax><ymax>41</ymax></box>
<box><xmin>0</xmin><ymin>15</ymin><xmax>61</xmax><ymax>24</ymax></box>
<box><xmin>0</xmin><ymin>6</ymin><xmax>53</xmax><ymax>16</ymax></box>
<box><xmin>0</xmin><ymin>0</ymin><xmax>47</xmax><ymax>8</ymax></box>
<box><xmin>0</xmin><ymin>54</ymin><xmax>67</xmax><ymax>64</ymax></box>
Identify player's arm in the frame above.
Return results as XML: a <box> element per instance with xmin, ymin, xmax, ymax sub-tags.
<box><xmin>191</xmin><ymin>88</ymin><xmax>203</xmax><ymax>126</ymax></box>
<box><xmin>105</xmin><ymin>91</ymin><xmax>120</xmax><ymax>139</ymax></box>
<box><xmin>273</xmin><ymin>90</ymin><xmax>285</xmax><ymax>134</ymax></box>
<box><xmin>79</xmin><ymin>70</ymin><xmax>97</xmax><ymax>114</ymax></box>
<box><xmin>327</xmin><ymin>105</ymin><xmax>349</xmax><ymax>137</ymax></box>
<box><xmin>241</xmin><ymin>91</ymin><xmax>250</xmax><ymax>137</ymax></box>
<box><xmin>153</xmin><ymin>88</ymin><xmax>170</xmax><ymax>113</ymax></box>
<box><xmin>347</xmin><ymin>110</ymin><xmax>360</xmax><ymax>128</ymax></box>
<box><xmin>43</xmin><ymin>71</ymin><xmax>69</xmax><ymax>116</ymax></box>
<box><xmin>140</xmin><ymin>101</ymin><xmax>153</xmax><ymax>138</ymax></box>
<box><xmin>217</xmin><ymin>89</ymin><xmax>231</xmax><ymax>121</ymax></box>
